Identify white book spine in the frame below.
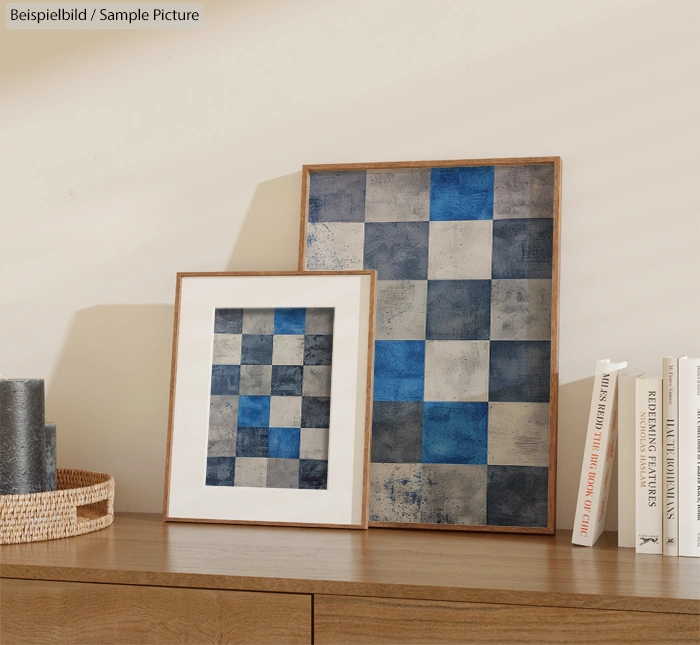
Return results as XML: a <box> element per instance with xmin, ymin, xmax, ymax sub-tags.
<box><xmin>617</xmin><ymin>374</ymin><xmax>640</xmax><ymax>548</ymax></box>
<box><xmin>678</xmin><ymin>357</ymin><xmax>700</xmax><ymax>558</ymax></box>
<box><xmin>635</xmin><ymin>377</ymin><xmax>663</xmax><ymax>554</ymax></box>
<box><xmin>662</xmin><ymin>357</ymin><xmax>679</xmax><ymax>556</ymax></box>
<box><xmin>573</xmin><ymin>360</ymin><xmax>626</xmax><ymax>547</ymax></box>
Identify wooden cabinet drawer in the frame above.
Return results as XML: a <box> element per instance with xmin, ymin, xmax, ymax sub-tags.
<box><xmin>314</xmin><ymin>594</ymin><xmax>699</xmax><ymax>644</ymax></box>
<box><xmin>0</xmin><ymin>578</ymin><xmax>311</xmax><ymax>644</ymax></box>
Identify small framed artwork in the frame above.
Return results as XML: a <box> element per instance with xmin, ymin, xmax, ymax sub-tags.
<box><xmin>299</xmin><ymin>158</ymin><xmax>561</xmax><ymax>534</ymax></box>
<box><xmin>164</xmin><ymin>271</ymin><xmax>376</xmax><ymax>528</ymax></box>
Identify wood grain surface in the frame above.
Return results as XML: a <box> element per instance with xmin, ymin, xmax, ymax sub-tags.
<box><xmin>314</xmin><ymin>594</ymin><xmax>700</xmax><ymax>644</ymax></box>
<box><xmin>1</xmin><ymin>514</ymin><xmax>698</xmax><ymax>615</ymax></box>
<box><xmin>0</xmin><ymin>578</ymin><xmax>310</xmax><ymax>645</ymax></box>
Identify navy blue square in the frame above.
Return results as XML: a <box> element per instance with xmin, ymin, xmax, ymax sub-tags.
<box><xmin>268</xmin><ymin>427</ymin><xmax>300</xmax><ymax>459</ymax></box>
<box><xmin>492</xmin><ymin>219</ymin><xmax>553</xmax><ymax>279</ymax></box>
<box><xmin>241</xmin><ymin>334</ymin><xmax>273</xmax><ymax>365</ymax></box>
<box><xmin>489</xmin><ymin>341</ymin><xmax>551</xmax><ymax>402</ymax></box>
<box><xmin>308</xmin><ymin>171</ymin><xmax>367</xmax><ymax>223</ymax></box>
<box><xmin>271</xmin><ymin>365</ymin><xmax>303</xmax><ymax>396</ymax></box>
<box><xmin>430</xmin><ymin>167</ymin><xmax>494</xmax><ymax>220</ymax></box>
<box><xmin>487</xmin><ymin>465</ymin><xmax>548</xmax><ymax>527</ymax></box>
<box><xmin>364</xmin><ymin>222</ymin><xmax>429</xmax><ymax>280</ymax></box>
<box><xmin>236</xmin><ymin>427</ymin><xmax>268</xmax><ymax>457</ymax></box>
<box><xmin>301</xmin><ymin>396</ymin><xmax>331</xmax><ymax>428</ymax></box>
<box><xmin>422</xmin><ymin>402</ymin><xmax>488</xmax><ymax>464</ymax></box>
<box><xmin>210</xmin><ymin>365</ymin><xmax>240</xmax><ymax>395</ymax></box>
<box><xmin>274</xmin><ymin>308</ymin><xmax>307</xmax><ymax>335</ymax></box>
<box><xmin>237</xmin><ymin>395</ymin><xmax>271</xmax><ymax>427</ymax></box>
<box><xmin>373</xmin><ymin>341</ymin><xmax>425</xmax><ymax>401</ymax></box>
<box><xmin>214</xmin><ymin>309</ymin><xmax>243</xmax><ymax>334</ymax></box>
<box><xmin>299</xmin><ymin>459</ymin><xmax>328</xmax><ymax>489</ymax></box>
<box><xmin>371</xmin><ymin>401</ymin><xmax>423</xmax><ymax>463</ymax></box>
<box><xmin>206</xmin><ymin>456</ymin><xmax>235</xmax><ymax>486</ymax></box>
<box><xmin>304</xmin><ymin>334</ymin><xmax>333</xmax><ymax>365</ymax></box>
<box><xmin>426</xmin><ymin>280</ymin><xmax>491</xmax><ymax>340</ymax></box>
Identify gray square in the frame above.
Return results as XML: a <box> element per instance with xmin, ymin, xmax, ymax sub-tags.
<box><xmin>488</xmin><ymin>402</ymin><xmax>550</xmax><ymax>466</ymax></box>
<box><xmin>272</xmin><ymin>335</ymin><xmax>305</xmax><ymax>365</ymax></box>
<box><xmin>235</xmin><ymin>457</ymin><xmax>268</xmax><ymax>487</ymax></box>
<box><xmin>302</xmin><ymin>366</ymin><xmax>332</xmax><ymax>397</ymax></box>
<box><xmin>299</xmin><ymin>427</ymin><xmax>329</xmax><ymax>460</ymax></box>
<box><xmin>490</xmin><ymin>279</ymin><xmax>551</xmax><ymax>341</ymax></box>
<box><xmin>266</xmin><ymin>458</ymin><xmax>300</xmax><ymax>488</ymax></box>
<box><xmin>369</xmin><ymin>463</ymin><xmax>422</xmax><ymax>523</ymax></box>
<box><xmin>305</xmin><ymin>308</ymin><xmax>335</xmax><ymax>335</ymax></box>
<box><xmin>269</xmin><ymin>396</ymin><xmax>302</xmax><ymax>427</ymax></box>
<box><xmin>494</xmin><ymin>164</ymin><xmax>555</xmax><ymax>219</ymax></box>
<box><xmin>239</xmin><ymin>365</ymin><xmax>272</xmax><ymax>395</ymax></box>
<box><xmin>376</xmin><ymin>280</ymin><xmax>427</xmax><ymax>341</ymax></box>
<box><xmin>420</xmin><ymin>464</ymin><xmax>487</xmax><ymax>525</ymax></box>
<box><xmin>306</xmin><ymin>222</ymin><xmax>365</xmax><ymax>271</ymax></box>
<box><xmin>428</xmin><ymin>221</ymin><xmax>492</xmax><ymax>280</ymax></box>
<box><xmin>208</xmin><ymin>396</ymin><xmax>238</xmax><ymax>440</ymax></box>
<box><xmin>212</xmin><ymin>334</ymin><xmax>242</xmax><ymax>365</ymax></box>
<box><xmin>208</xmin><ymin>436</ymin><xmax>236</xmax><ymax>457</ymax></box>
<box><xmin>424</xmin><ymin>341</ymin><xmax>489</xmax><ymax>401</ymax></box>
<box><xmin>242</xmin><ymin>309</ymin><xmax>274</xmax><ymax>334</ymax></box>
<box><xmin>365</xmin><ymin>169</ymin><xmax>430</xmax><ymax>222</ymax></box>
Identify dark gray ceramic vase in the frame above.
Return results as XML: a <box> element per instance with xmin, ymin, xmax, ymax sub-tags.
<box><xmin>0</xmin><ymin>379</ymin><xmax>46</xmax><ymax>495</ymax></box>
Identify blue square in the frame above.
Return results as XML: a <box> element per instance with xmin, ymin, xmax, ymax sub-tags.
<box><xmin>304</xmin><ymin>335</ymin><xmax>333</xmax><ymax>365</ymax></box>
<box><xmin>430</xmin><ymin>167</ymin><xmax>494</xmax><ymax>221</ymax></box>
<box><xmin>274</xmin><ymin>308</ymin><xmax>307</xmax><ymax>335</ymax></box>
<box><xmin>487</xmin><ymin>465</ymin><xmax>548</xmax><ymax>527</ymax></box>
<box><xmin>206</xmin><ymin>456</ymin><xmax>235</xmax><ymax>486</ymax></box>
<box><xmin>236</xmin><ymin>427</ymin><xmax>268</xmax><ymax>457</ymax></box>
<box><xmin>373</xmin><ymin>341</ymin><xmax>425</xmax><ymax>401</ymax></box>
<box><xmin>308</xmin><ymin>171</ymin><xmax>367</xmax><ymax>223</ymax></box>
<box><xmin>492</xmin><ymin>219</ymin><xmax>553</xmax><ymax>279</ymax></box>
<box><xmin>364</xmin><ymin>222</ymin><xmax>429</xmax><ymax>280</ymax></box>
<box><xmin>298</xmin><ymin>459</ymin><xmax>328</xmax><ymax>489</ymax></box>
<box><xmin>268</xmin><ymin>427</ymin><xmax>300</xmax><ymax>459</ymax></box>
<box><xmin>210</xmin><ymin>365</ymin><xmax>240</xmax><ymax>395</ymax></box>
<box><xmin>301</xmin><ymin>396</ymin><xmax>331</xmax><ymax>428</ymax></box>
<box><xmin>489</xmin><ymin>341</ymin><xmax>551</xmax><ymax>402</ymax></box>
<box><xmin>241</xmin><ymin>334</ymin><xmax>273</xmax><ymax>365</ymax></box>
<box><xmin>271</xmin><ymin>365</ymin><xmax>303</xmax><ymax>396</ymax></box>
<box><xmin>214</xmin><ymin>309</ymin><xmax>243</xmax><ymax>334</ymax></box>
<box><xmin>426</xmin><ymin>280</ymin><xmax>491</xmax><ymax>340</ymax></box>
<box><xmin>237</xmin><ymin>395</ymin><xmax>271</xmax><ymax>427</ymax></box>
<box><xmin>422</xmin><ymin>402</ymin><xmax>488</xmax><ymax>464</ymax></box>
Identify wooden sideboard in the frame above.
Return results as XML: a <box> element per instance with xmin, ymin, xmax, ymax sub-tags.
<box><xmin>1</xmin><ymin>513</ymin><xmax>698</xmax><ymax>644</ymax></box>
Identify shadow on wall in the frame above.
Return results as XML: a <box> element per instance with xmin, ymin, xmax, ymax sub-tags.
<box><xmin>47</xmin><ymin>305</ymin><xmax>174</xmax><ymax>513</ymax></box>
<box><xmin>226</xmin><ymin>172</ymin><xmax>302</xmax><ymax>272</ymax></box>
<box><xmin>556</xmin><ymin>375</ymin><xmax>619</xmax><ymax>532</ymax></box>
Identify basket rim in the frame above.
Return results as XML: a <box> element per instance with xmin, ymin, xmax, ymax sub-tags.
<box><xmin>0</xmin><ymin>469</ymin><xmax>114</xmax><ymax>503</ymax></box>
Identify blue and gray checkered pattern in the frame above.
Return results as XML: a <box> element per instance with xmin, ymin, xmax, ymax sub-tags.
<box><xmin>304</xmin><ymin>164</ymin><xmax>555</xmax><ymax>528</ymax></box>
<box><xmin>206</xmin><ymin>307</ymin><xmax>334</xmax><ymax>490</ymax></box>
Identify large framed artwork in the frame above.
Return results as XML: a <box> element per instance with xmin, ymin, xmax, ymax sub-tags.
<box><xmin>164</xmin><ymin>271</ymin><xmax>376</xmax><ymax>528</ymax></box>
<box><xmin>299</xmin><ymin>158</ymin><xmax>561</xmax><ymax>533</ymax></box>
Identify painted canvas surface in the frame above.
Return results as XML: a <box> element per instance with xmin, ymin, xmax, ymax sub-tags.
<box><xmin>301</xmin><ymin>160</ymin><xmax>559</xmax><ymax>531</ymax></box>
<box><xmin>205</xmin><ymin>307</ymin><xmax>334</xmax><ymax>490</ymax></box>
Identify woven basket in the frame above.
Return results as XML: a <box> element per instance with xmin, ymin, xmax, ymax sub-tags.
<box><xmin>0</xmin><ymin>469</ymin><xmax>114</xmax><ymax>545</ymax></box>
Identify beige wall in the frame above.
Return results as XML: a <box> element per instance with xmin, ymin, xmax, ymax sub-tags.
<box><xmin>2</xmin><ymin>0</ymin><xmax>699</xmax><ymax>530</ymax></box>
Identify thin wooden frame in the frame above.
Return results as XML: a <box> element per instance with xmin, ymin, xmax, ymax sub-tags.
<box><xmin>164</xmin><ymin>271</ymin><xmax>376</xmax><ymax>529</ymax></box>
<box><xmin>299</xmin><ymin>157</ymin><xmax>561</xmax><ymax>534</ymax></box>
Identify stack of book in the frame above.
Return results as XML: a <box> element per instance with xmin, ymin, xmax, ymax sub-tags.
<box><xmin>572</xmin><ymin>358</ymin><xmax>700</xmax><ymax>557</ymax></box>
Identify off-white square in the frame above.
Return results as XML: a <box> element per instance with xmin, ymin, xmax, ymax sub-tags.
<box><xmin>424</xmin><ymin>340</ymin><xmax>489</xmax><ymax>401</ymax></box>
<box><xmin>428</xmin><ymin>221</ymin><xmax>492</xmax><ymax>279</ymax></box>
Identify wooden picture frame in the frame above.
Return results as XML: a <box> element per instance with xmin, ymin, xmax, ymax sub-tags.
<box><xmin>163</xmin><ymin>271</ymin><xmax>376</xmax><ymax>529</ymax></box>
<box><xmin>299</xmin><ymin>158</ymin><xmax>561</xmax><ymax>533</ymax></box>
